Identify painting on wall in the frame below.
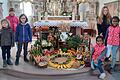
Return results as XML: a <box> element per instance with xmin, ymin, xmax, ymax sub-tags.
<box><xmin>0</xmin><ymin>2</ymin><xmax>3</xmax><ymax>19</ymax></box>
<box><xmin>104</xmin><ymin>1</ymin><xmax>119</xmax><ymax>17</ymax></box>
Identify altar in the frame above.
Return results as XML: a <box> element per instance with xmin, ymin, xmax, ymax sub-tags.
<box><xmin>33</xmin><ymin>20</ymin><xmax>88</xmax><ymax>35</ymax></box>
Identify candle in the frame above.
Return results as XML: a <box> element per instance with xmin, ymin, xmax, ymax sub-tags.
<box><xmin>45</xmin><ymin>12</ymin><xmax>48</xmax><ymax>20</ymax></box>
<box><xmin>47</xmin><ymin>0</ymin><xmax>49</xmax><ymax>3</ymax></box>
<box><xmin>72</xmin><ymin>12</ymin><xmax>75</xmax><ymax>20</ymax></box>
<box><xmin>38</xmin><ymin>12</ymin><xmax>41</xmax><ymax>21</ymax></box>
<box><xmin>61</xmin><ymin>0</ymin><xmax>63</xmax><ymax>3</ymax></box>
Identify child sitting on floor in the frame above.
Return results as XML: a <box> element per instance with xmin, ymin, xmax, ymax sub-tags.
<box><xmin>91</xmin><ymin>36</ymin><xmax>107</xmax><ymax>79</ymax></box>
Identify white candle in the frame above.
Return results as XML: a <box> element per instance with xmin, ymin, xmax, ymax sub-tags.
<box><xmin>47</xmin><ymin>0</ymin><xmax>49</xmax><ymax>3</ymax></box>
<box><xmin>53</xmin><ymin>3</ymin><xmax>55</xmax><ymax>15</ymax></box>
<box><xmin>61</xmin><ymin>0</ymin><xmax>63</xmax><ymax>3</ymax></box>
<box><xmin>80</xmin><ymin>12</ymin><xmax>83</xmax><ymax>21</ymax></box>
<box><xmin>38</xmin><ymin>12</ymin><xmax>41</xmax><ymax>21</ymax></box>
<box><xmin>45</xmin><ymin>12</ymin><xmax>48</xmax><ymax>20</ymax></box>
<box><xmin>72</xmin><ymin>10</ymin><xmax>75</xmax><ymax>20</ymax></box>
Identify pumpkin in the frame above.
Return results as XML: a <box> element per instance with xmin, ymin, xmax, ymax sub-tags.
<box><xmin>40</xmin><ymin>26</ymin><xmax>49</xmax><ymax>31</ymax></box>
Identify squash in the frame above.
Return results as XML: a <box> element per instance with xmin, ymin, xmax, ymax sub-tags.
<box><xmin>40</xmin><ymin>26</ymin><xmax>49</xmax><ymax>31</ymax></box>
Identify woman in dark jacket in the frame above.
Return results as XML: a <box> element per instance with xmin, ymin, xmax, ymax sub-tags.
<box><xmin>97</xmin><ymin>6</ymin><xmax>111</xmax><ymax>44</ymax></box>
<box><xmin>15</xmin><ymin>14</ymin><xmax>32</xmax><ymax>65</ymax></box>
<box><xmin>0</xmin><ymin>19</ymin><xmax>14</xmax><ymax>67</ymax></box>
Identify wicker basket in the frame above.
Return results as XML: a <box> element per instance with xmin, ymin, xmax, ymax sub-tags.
<box><xmin>38</xmin><ymin>61</ymin><xmax>48</xmax><ymax>68</ymax></box>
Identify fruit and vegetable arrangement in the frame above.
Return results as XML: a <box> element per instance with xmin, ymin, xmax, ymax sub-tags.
<box><xmin>29</xmin><ymin>44</ymin><xmax>90</xmax><ymax>69</ymax></box>
<box><xmin>29</xmin><ymin>27</ymin><xmax>91</xmax><ymax>69</ymax></box>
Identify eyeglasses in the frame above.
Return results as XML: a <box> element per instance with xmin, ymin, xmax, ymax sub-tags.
<box><xmin>21</xmin><ymin>18</ymin><xmax>26</xmax><ymax>19</ymax></box>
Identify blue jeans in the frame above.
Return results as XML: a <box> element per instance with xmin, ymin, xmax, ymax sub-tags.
<box><xmin>92</xmin><ymin>59</ymin><xmax>104</xmax><ymax>73</ymax></box>
<box><xmin>107</xmin><ymin>45</ymin><xmax>119</xmax><ymax>68</ymax></box>
<box><xmin>91</xmin><ymin>48</ymin><xmax>107</xmax><ymax>73</ymax></box>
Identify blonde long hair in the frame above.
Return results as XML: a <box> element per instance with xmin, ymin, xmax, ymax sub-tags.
<box><xmin>98</xmin><ymin>6</ymin><xmax>111</xmax><ymax>24</ymax></box>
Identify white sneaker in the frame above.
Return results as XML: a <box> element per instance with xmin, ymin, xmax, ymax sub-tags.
<box><xmin>99</xmin><ymin>73</ymin><xmax>106</xmax><ymax>79</ymax></box>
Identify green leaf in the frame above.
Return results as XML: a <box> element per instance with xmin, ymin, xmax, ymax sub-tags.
<box><xmin>66</xmin><ymin>35</ymin><xmax>82</xmax><ymax>49</ymax></box>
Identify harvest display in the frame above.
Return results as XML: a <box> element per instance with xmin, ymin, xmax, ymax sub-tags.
<box><xmin>30</xmin><ymin>25</ymin><xmax>90</xmax><ymax>69</ymax></box>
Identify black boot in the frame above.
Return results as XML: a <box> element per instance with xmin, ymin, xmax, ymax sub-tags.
<box><xmin>3</xmin><ymin>60</ymin><xmax>7</xmax><ymax>67</ymax></box>
<box><xmin>15</xmin><ymin>58</ymin><xmax>19</xmax><ymax>65</ymax></box>
<box><xmin>7</xmin><ymin>59</ymin><xmax>13</xmax><ymax>65</ymax></box>
<box><xmin>24</xmin><ymin>56</ymin><xmax>29</xmax><ymax>62</ymax></box>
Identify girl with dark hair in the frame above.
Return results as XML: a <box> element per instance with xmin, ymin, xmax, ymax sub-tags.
<box><xmin>105</xmin><ymin>16</ymin><xmax>120</xmax><ymax>73</ymax></box>
<box><xmin>15</xmin><ymin>14</ymin><xmax>32</xmax><ymax>65</ymax></box>
<box><xmin>91</xmin><ymin>36</ymin><xmax>107</xmax><ymax>79</ymax></box>
<box><xmin>0</xmin><ymin>19</ymin><xmax>14</xmax><ymax>67</ymax></box>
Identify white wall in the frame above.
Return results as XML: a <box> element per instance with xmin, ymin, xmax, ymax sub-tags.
<box><xmin>0</xmin><ymin>0</ymin><xmax>8</xmax><ymax>18</ymax></box>
<box><xmin>98</xmin><ymin>0</ymin><xmax>118</xmax><ymax>15</ymax></box>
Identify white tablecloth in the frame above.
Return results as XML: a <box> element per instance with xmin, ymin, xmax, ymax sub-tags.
<box><xmin>33</xmin><ymin>20</ymin><xmax>88</xmax><ymax>29</ymax></box>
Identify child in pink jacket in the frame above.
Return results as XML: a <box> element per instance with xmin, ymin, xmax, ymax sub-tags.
<box><xmin>91</xmin><ymin>36</ymin><xmax>107</xmax><ymax>79</ymax></box>
<box><xmin>6</xmin><ymin>8</ymin><xmax>19</xmax><ymax>33</ymax></box>
<box><xmin>105</xmin><ymin>16</ymin><xmax>120</xmax><ymax>73</ymax></box>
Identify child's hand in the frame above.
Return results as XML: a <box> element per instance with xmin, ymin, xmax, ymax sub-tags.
<box><xmin>94</xmin><ymin>59</ymin><xmax>98</xmax><ymax>64</ymax></box>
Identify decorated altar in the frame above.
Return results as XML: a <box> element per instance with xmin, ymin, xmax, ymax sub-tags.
<box><xmin>29</xmin><ymin>20</ymin><xmax>90</xmax><ymax>70</ymax></box>
<box><xmin>33</xmin><ymin>20</ymin><xmax>88</xmax><ymax>35</ymax></box>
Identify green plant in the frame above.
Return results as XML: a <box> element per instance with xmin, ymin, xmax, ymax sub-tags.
<box><xmin>66</xmin><ymin>35</ymin><xmax>82</xmax><ymax>49</ymax></box>
<box><xmin>34</xmin><ymin>40</ymin><xmax>41</xmax><ymax>47</ymax></box>
<box><xmin>31</xmin><ymin>49</ymin><xmax>42</xmax><ymax>56</ymax></box>
<box><xmin>32</xmin><ymin>40</ymin><xmax>42</xmax><ymax>56</ymax></box>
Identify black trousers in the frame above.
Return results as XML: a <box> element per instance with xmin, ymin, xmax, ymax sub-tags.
<box><xmin>97</xmin><ymin>24</ymin><xmax>109</xmax><ymax>38</ymax></box>
<box><xmin>101</xmin><ymin>27</ymin><xmax>108</xmax><ymax>39</ymax></box>
<box><xmin>1</xmin><ymin>46</ymin><xmax>11</xmax><ymax>60</ymax></box>
<box><xmin>97</xmin><ymin>24</ymin><xmax>102</xmax><ymax>35</ymax></box>
<box><xmin>101</xmin><ymin>26</ymin><xmax>109</xmax><ymax>46</ymax></box>
<box><xmin>16</xmin><ymin>42</ymin><xmax>28</xmax><ymax>58</ymax></box>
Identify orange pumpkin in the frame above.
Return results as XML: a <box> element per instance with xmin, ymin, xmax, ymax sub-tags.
<box><xmin>40</xmin><ymin>26</ymin><xmax>49</xmax><ymax>31</ymax></box>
